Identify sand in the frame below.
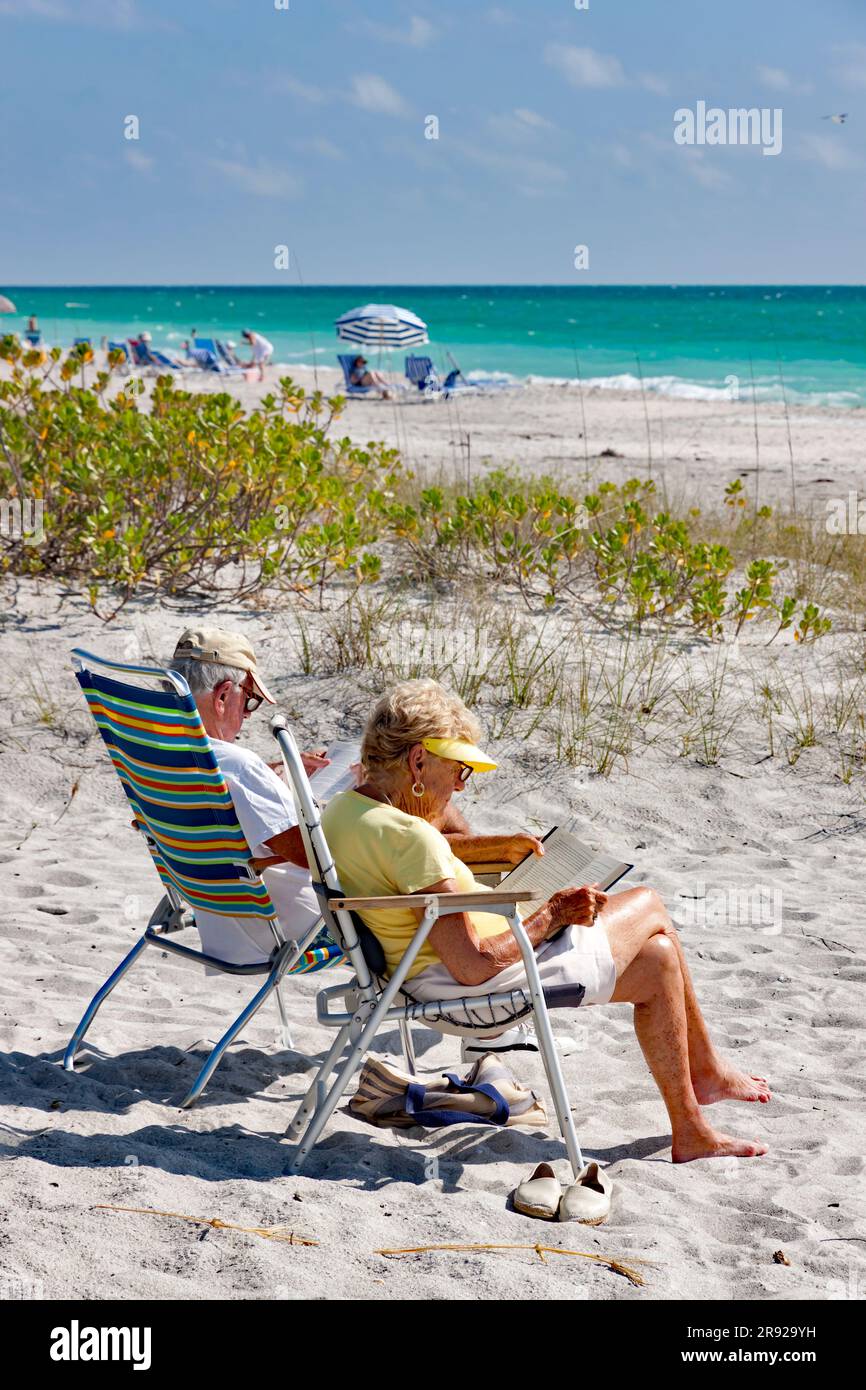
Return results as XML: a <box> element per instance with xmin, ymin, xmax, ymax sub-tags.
<box><xmin>0</xmin><ymin>374</ymin><xmax>864</xmax><ymax>1302</ymax></box>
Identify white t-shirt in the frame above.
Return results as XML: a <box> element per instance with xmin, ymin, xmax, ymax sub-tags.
<box><xmin>192</xmin><ymin>739</ymin><xmax>320</xmax><ymax>965</ymax></box>
<box><xmin>249</xmin><ymin>332</ymin><xmax>273</xmax><ymax>361</ymax></box>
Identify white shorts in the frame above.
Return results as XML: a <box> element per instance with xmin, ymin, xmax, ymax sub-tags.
<box><xmin>404</xmin><ymin>923</ymin><xmax>617</xmax><ymax>1037</ymax></box>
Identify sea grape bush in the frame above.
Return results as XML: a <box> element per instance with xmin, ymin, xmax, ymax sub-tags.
<box><xmin>0</xmin><ymin>338</ymin><xmax>400</xmax><ymax>617</ymax></box>
<box><xmin>0</xmin><ymin>343</ymin><xmax>830</xmax><ymax>641</ymax></box>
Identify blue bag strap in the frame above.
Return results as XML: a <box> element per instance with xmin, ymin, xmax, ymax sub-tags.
<box><xmin>404</xmin><ymin>1074</ymin><xmax>510</xmax><ymax>1128</ymax></box>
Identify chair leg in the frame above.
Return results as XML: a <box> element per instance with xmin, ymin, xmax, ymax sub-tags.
<box><xmin>274</xmin><ymin>983</ymin><xmax>293</xmax><ymax>1051</ymax></box>
<box><xmin>289</xmin><ymin>1008</ymin><xmax>386</xmax><ymax>1172</ymax></box>
<box><xmin>63</xmin><ymin>934</ymin><xmax>149</xmax><ymax>1072</ymax></box>
<box><xmin>179</xmin><ymin>967</ymin><xmax>282</xmax><ymax>1109</ymax></box>
<box><xmin>399</xmin><ymin>1018</ymin><xmax>417</xmax><ymax>1075</ymax></box>
<box><xmin>285</xmin><ymin>1023</ymin><xmax>351</xmax><ymax>1139</ymax></box>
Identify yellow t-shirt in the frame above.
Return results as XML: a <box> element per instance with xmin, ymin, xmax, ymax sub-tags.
<box><xmin>321</xmin><ymin>790</ymin><xmax>508</xmax><ymax>980</ymax></box>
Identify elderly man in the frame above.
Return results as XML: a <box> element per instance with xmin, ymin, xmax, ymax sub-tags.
<box><xmin>167</xmin><ymin>627</ymin><xmax>326</xmax><ymax>965</ymax></box>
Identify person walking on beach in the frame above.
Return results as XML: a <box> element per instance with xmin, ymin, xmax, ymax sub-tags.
<box><xmin>241</xmin><ymin>328</ymin><xmax>274</xmax><ymax>380</ymax></box>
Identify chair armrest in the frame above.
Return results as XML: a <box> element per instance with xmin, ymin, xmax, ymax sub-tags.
<box><xmin>331</xmin><ymin>889</ymin><xmax>533</xmax><ymax>911</ymax></box>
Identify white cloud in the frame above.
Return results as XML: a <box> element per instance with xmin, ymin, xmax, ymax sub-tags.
<box><xmin>680</xmin><ymin>149</ymin><xmax>733</xmax><ymax>190</ymax></box>
<box><xmin>350</xmin><ymin>73</ymin><xmax>411</xmax><ymax>117</ymax></box>
<box><xmin>271</xmin><ymin>75</ymin><xmax>328</xmax><ymax>104</ymax></box>
<box><xmin>455</xmin><ymin>139</ymin><xmax>566</xmax><ymax>194</ymax></box>
<box><xmin>756</xmin><ymin>65</ymin><xmax>791</xmax><ymax>91</ymax></box>
<box><xmin>299</xmin><ymin>137</ymin><xmax>344</xmax><ymax>161</ymax></box>
<box><xmin>639</xmin><ymin>132</ymin><xmax>734</xmax><ymax>190</ymax></box>
<box><xmin>124</xmin><ymin>148</ymin><xmax>154</xmax><ymax>174</ymax></box>
<box><xmin>609</xmin><ymin>142</ymin><xmax>634</xmax><ymax>169</ymax></box>
<box><xmin>486</xmin><ymin>107</ymin><xmax>556</xmax><ymax>142</ymax></box>
<box><xmin>364</xmin><ymin>16</ymin><xmax>434</xmax><ymax>47</ymax></box>
<box><xmin>514</xmin><ymin>108</ymin><xmax>555</xmax><ymax>130</ymax></box>
<box><xmin>544</xmin><ymin>44</ymin><xmax>626</xmax><ymax>89</ymax></box>
<box><xmin>209</xmin><ymin>158</ymin><xmax>301</xmax><ymax>198</ymax></box>
<box><xmin>755</xmin><ymin>64</ymin><xmax>812</xmax><ymax>94</ymax></box>
<box><xmin>0</xmin><ymin>0</ymin><xmax>170</xmax><ymax>29</ymax></box>
<box><xmin>831</xmin><ymin>41</ymin><xmax>866</xmax><ymax>88</ymax></box>
<box><xmin>639</xmin><ymin>73</ymin><xmax>669</xmax><ymax>96</ymax></box>
<box><xmin>800</xmin><ymin>133</ymin><xmax>860</xmax><ymax>171</ymax></box>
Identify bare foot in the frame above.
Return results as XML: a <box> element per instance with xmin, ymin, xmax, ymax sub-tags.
<box><xmin>693</xmin><ymin>1065</ymin><xmax>771</xmax><ymax>1106</ymax></box>
<box><xmin>672</xmin><ymin>1124</ymin><xmax>768</xmax><ymax>1163</ymax></box>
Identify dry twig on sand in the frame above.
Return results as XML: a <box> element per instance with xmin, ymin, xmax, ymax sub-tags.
<box><xmin>94</xmin><ymin>1205</ymin><xmax>318</xmax><ymax>1246</ymax></box>
<box><xmin>375</xmin><ymin>1242</ymin><xmax>653</xmax><ymax>1286</ymax></box>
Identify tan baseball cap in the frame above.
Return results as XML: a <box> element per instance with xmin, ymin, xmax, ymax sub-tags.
<box><xmin>172</xmin><ymin>627</ymin><xmax>275</xmax><ymax>704</ymax></box>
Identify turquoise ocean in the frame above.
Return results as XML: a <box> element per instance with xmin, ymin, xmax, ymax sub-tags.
<box><xmin>5</xmin><ymin>285</ymin><xmax>866</xmax><ymax>407</ymax></box>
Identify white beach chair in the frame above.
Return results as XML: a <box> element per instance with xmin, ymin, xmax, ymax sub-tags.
<box><xmin>271</xmin><ymin>714</ymin><xmax>586</xmax><ymax>1177</ymax></box>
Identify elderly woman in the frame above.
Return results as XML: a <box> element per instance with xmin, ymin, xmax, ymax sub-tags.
<box><xmin>322</xmin><ymin>679</ymin><xmax>771</xmax><ymax>1164</ymax></box>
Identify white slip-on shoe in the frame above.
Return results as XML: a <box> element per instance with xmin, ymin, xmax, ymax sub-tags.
<box><xmin>512</xmin><ymin>1162</ymin><xmax>562</xmax><ymax>1220</ymax></box>
<box><xmin>460</xmin><ymin>1021</ymin><xmax>538</xmax><ymax>1063</ymax></box>
<box><xmin>558</xmin><ymin>1161</ymin><xmax>613</xmax><ymax>1225</ymax></box>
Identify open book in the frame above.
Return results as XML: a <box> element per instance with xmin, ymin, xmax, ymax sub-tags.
<box><xmin>308</xmin><ymin>741</ymin><xmax>362</xmax><ymax>803</ymax></box>
<box><xmin>496</xmin><ymin>825</ymin><xmax>633</xmax><ymax>919</ymax></box>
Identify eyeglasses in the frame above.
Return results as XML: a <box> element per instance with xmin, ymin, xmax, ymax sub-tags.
<box><xmin>216</xmin><ymin>678</ymin><xmax>262</xmax><ymax>713</ymax></box>
<box><xmin>419</xmin><ymin>744</ymin><xmax>473</xmax><ymax>783</ymax></box>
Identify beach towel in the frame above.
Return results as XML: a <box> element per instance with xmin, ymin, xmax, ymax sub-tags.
<box><xmin>347</xmin><ymin>1052</ymin><xmax>547</xmax><ymax>1130</ymax></box>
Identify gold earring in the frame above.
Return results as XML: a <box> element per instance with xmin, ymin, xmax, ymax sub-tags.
<box><xmin>411</xmin><ymin>781</ymin><xmax>425</xmax><ymax>798</ymax></box>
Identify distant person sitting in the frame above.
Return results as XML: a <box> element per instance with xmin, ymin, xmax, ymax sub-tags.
<box><xmin>241</xmin><ymin>329</ymin><xmax>274</xmax><ymax>380</ymax></box>
<box><xmin>349</xmin><ymin>355</ymin><xmax>392</xmax><ymax>399</ymax></box>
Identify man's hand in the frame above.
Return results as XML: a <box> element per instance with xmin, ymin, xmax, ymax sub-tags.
<box><xmin>268</xmin><ymin>748</ymin><xmax>330</xmax><ymax>781</ymax></box>
<box><xmin>301</xmin><ymin>749</ymin><xmax>330</xmax><ymax>777</ymax></box>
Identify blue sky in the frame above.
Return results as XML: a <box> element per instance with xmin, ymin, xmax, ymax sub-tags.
<box><xmin>1</xmin><ymin>0</ymin><xmax>865</xmax><ymax>284</ymax></box>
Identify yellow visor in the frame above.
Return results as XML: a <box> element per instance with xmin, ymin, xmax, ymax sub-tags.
<box><xmin>422</xmin><ymin>737</ymin><xmax>497</xmax><ymax>772</ymax></box>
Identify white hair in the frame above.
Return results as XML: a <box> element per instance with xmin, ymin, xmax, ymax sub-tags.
<box><xmin>167</xmin><ymin>656</ymin><xmax>245</xmax><ymax>696</ymax></box>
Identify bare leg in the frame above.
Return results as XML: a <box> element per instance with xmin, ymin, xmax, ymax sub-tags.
<box><xmin>662</xmin><ymin>925</ymin><xmax>770</xmax><ymax>1104</ymax></box>
<box><xmin>601</xmin><ymin>888</ymin><xmax>770</xmax><ymax>1102</ymax></box>
<box><xmin>599</xmin><ymin>888</ymin><xmax>768</xmax><ymax>1162</ymax></box>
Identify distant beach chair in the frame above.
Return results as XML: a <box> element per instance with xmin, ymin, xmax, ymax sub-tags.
<box><xmin>216</xmin><ymin>339</ymin><xmax>243</xmax><ymax>369</ymax></box>
<box><xmin>270</xmin><ymin>715</ymin><xmax>586</xmax><ymax>1177</ymax></box>
<box><xmin>337</xmin><ymin>353</ymin><xmax>376</xmax><ymax>396</ymax></box>
<box><xmin>64</xmin><ymin>650</ymin><xmax>345</xmax><ymax>1108</ymax></box>
<box><xmin>128</xmin><ymin>338</ymin><xmax>148</xmax><ymax>366</ymax></box>
<box><xmin>192</xmin><ymin>337</ymin><xmax>243</xmax><ymax>374</ymax></box>
<box><xmin>148</xmin><ymin>347</ymin><xmax>183</xmax><ymax>370</ymax></box>
<box><xmin>405</xmin><ymin>355</ymin><xmax>441</xmax><ymax>394</ymax></box>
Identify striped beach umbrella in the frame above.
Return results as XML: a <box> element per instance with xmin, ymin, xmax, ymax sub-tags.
<box><xmin>0</xmin><ymin>294</ymin><xmax>17</xmax><ymax>313</ymax></box>
<box><xmin>335</xmin><ymin>302</ymin><xmax>428</xmax><ymax>349</ymax></box>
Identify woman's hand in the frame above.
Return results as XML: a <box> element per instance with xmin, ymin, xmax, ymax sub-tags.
<box><xmin>500</xmin><ymin>833</ymin><xmax>545</xmax><ymax>865</ymax></box>
<box><xmin>547</xmin><ymin>883</ymin><xmax>607</xmax><ymax>936</ymax></box>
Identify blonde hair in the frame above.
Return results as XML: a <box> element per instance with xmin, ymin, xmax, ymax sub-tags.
<box><xmin>361</xmin><ymin>679</ymin><xmax>481</xmax><ymax>775</ymax></box>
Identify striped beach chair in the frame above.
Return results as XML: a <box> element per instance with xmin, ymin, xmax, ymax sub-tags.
<box><xmin>64</xmin><ymin>649</ymin><xmax>344</xmax><ymax>1107</ymax></box>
